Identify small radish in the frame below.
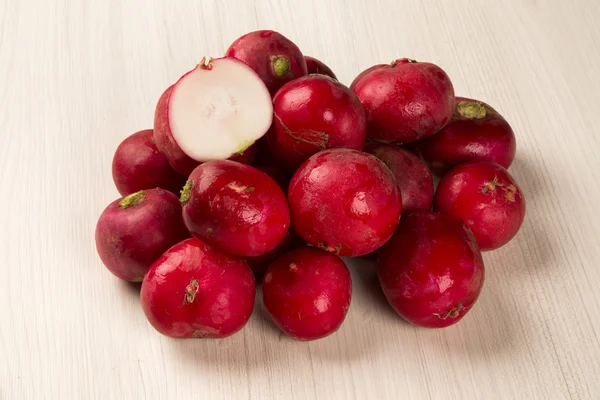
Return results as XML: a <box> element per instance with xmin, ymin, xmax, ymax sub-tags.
<box><xmin>269</xmin><ymin>75</ymin><xmax>367</xmax><ymax>170</ymax></box>
<box><xmin>95</xmin><ymin>189</ymin><xmax>189</xmax><ymax>282</ymax></box>
<box><xmin>226</xmin><ymin>30</ymin><xmax>308</xmax><ymax>95</ymax></box>
<box><xmin>153</xmin><ymin>57</ymin><xmax>273</xmax><ymax>176</ymax></box>
<box><xmin>434</xmin><ymin>160</ymin><xmax>526</xmax><ymax>250</ymax></box>
<box><xmin>415</xmin><ymin>97</ymin><xmax>516</xmax><ymax>175</ymax></box>
<box><xmin>262</xmin><ymin>247</ymin><xmax>352</xmax><ymax>341</ymax></box>
<box><xmin>304</xmin><ymin>56</ymin><xmax>337</xmax><ymax>79</ymax></box>
<box><xmin>288</xmin><ymin>149</ymin><xmax>401</xmax><ymax>257</ymax></box>
<box><xmin>378</xmin><ymin>211</ymin><xmax>485</xmax><ymax>328</ymax></box>
<box><xmin>112</xmin><ymin>129</ymin><xmax>186</xmax><ymax>195</ymax></box>
<box><xmin>244</xmin><ymin>230</ymin><xmax>303</xmax><ymax>278</ymax></box>
<box><xmin>349</xmin><ymin>63</ymin><xmax>385</xmax><ymax>92</ymax></box>
<box><xmin>181</xmin><ymin>160</ymin><xmax>290</xmax><ymax>257</ymax></box>
<box><xmin>353</xmin><ymin>58</ymin><xmax>455</xmax><ymax>143</ymax></box>
<box><xmin>141</xmin><ymin>238</ymin><xmax>255</xmax><ymax>338</ymax></box>
<box><xmin>364</xmin><ymin>143</ymin><xmax>434</xmax><ymax>213</ymax></box>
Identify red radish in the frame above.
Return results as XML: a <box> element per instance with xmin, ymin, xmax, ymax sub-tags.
<box><xmin>364</xmin><ymin>143</ymin><xmax>434</xmax><ymax>213</ymax></box>
<box><xmin>95</xmin><ymin>189</ymin><xmax>189</xmax><ymax>282</ymax></box>
<box><xmin>153</xmin><ymin>57</ymin><xmax>273</xmax><ymax>176</ymax></box>
<box><xmin>181</xmin><ymin>160</ymin><xmax>290</xmax><ymax>257</ymax></box>
<box><xmin>288</xmin><ymin>149</ymin><xmax>401</xmax><ymax>257</ymax></box>
<box><xmin>262</xmin><ymin>247</ymin><xmax>352</xmax><ymax>340</ymax></box>
<box><xmin>304</xmin><ymin>56</ymin><xmax>337</xmax><ymax>79</ymax></box>
<box><xmin>244</xmin><ymin>230</ymin><xmax>303</xmax><ymax>278</ymax></box>
<box><xmin>415</xmin><ymin>97</ymin><xmax>516</xmax><ymax>175</ymax></box>
<box><xmin>353</xmin><ymin>58</ymin><xmax>455</xmax><ymax>143</ymax></box>
<box><xmin>269</xmin><ymin>75</ymin><xmax>367</xmax><ymax>170</ymax></box>
<box><xmin>434</xmin><ymin>160</ymin><xmax>526</xmax><ymax>250</ymax></box>
<box><xmin>349</xmin><ymin>63</ymin><xmax>385</xmax><ymax>92</ymax></box>
<box><xmin>141</xmin><ymin>238</ymin><xmax>255</xmax><ymax>338</ymax></box>
<box><xmin>226</xmin><ymin>30</ymin><xmax>308</xmax><ymax>95</ymax></box>
<box><xmin>112</xmin><ymin>129</ymin><xmax>186</xmax><ymax>195</ymax></box>
<box><xmin>378</xmin><ymin>211</ymin><xmax>485</xmax><ymax>328</ymax></box>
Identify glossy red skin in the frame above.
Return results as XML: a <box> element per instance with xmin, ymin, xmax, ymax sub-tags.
<box><xmin>182</xmin><ymin>160</ymin><xmax>290</xmax><ymax>257</ymax></box>
<box><xmin>262</xmin><ymin>247</ymin><xmax>352</xmax><ymax>340</ymax></box>
<box><xmin>304</xmin><ymin>56</ymin><xmax>337</xmax><ymax>79</ymax></box>
<box><xmin>349</xmin><ymin>64</ymin><xmax>385</xmax><ymax>92</ymax></box>
<box><xmin>226</xmin><ymin>30</ymin><xmax>308</xmax><ymax>95</ymax></box>
<box><xmin>141</xmin><ymin>238</ymin><xmax>255</xmax><ymax>338</ymax></box>
<box><xmin>288</xmin><ymin>149</ymin><xmax>401</xmax><ymax>257</ymax></box>
<box><xmin>269</xmin><ymin>75</ymin><xmax>367</xmax><ymax>170</ymax></box>
<box><xmin>353</xmin><ymin>58</ymin><xmax>455</xmax><ymax>143</ymax></box>
<box><xmin>434</xmin><ymin>161</ymin><xmax>526</xmax><ymax>250</ymax></box>
<box><xmin>364</xmin><ymin>143</ymin><xmax>434</xmax><ymax>213</ymax></box>
<box><xmin>415</xmin><ymin>97</ymin><xmax>516</xmax><ymax>175</ymax></box>
<box><xmin>112</xmin><ymin>129</ymin><xmax>186</xmax><ymax>196</ymax></box>
<box><xmin>153</xmin><ymin>75</ymin><xmax>261</xmax><ymax>177</ymax></box>
<box><xmin>95</xmin><ymin>189</ymin><xmax>189</xmax><ymax>282</ymax></box>
<box><xmin>244</xmin><ymin>230</ymin><xmax>303</xmax><ymax>278</ymax></box>
<box><xmin>378</xmin><ymin>212</ymin><xmax>485</xmax><ymax>328</ymax></box>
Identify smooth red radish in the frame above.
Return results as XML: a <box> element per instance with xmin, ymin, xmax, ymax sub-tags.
<box><xmin>415</xmin><ymin>97</ymin><xmax>516</xmax><ymax>175</ymax></box>
<box><xmin>181</xmin><ymin>160</ymin><xmax>290</xmax><ymax>257</ymax></box>
<box><xmin>262</xmin><ymin>247</ymin><xmax>352</xmax><ymax>340</ymax></box>
<box><xmin>141</xmin><ymin>238</ymin><xmax>255</xmax><ymax>338</ymax></box>
<box><xmin>305</xmin><ymin>56</ymin><xmax>337</xmax><ymax>79</ymax></box>
<box><xmin>349</xmin><ymin>64</ymin><xmax>385</xmax><ymax>92</ymax></box>
<box><xmin>111</xmin><ymin>129</ymin><xmax>186</xmax><ymax>196</ymax></box>
<box><xmin>353</xmin><ymin>58</ymin><xmax>455</xmax><ymax>143</ymax></box>
<box><xmin>288</xmin><ymin>149</ymin><xmax>401</xmax><ymax>257</ymax></box>
<box><xmin>378</xmin><ymin>211</ymin><xmax>485</xmax><ymax>328</ymax></box>
<box><xmin>153</xmin><ymin>57</ymin><xmax>273</xmax><ymax>176</ymax></box>
<box><xmin>434</xmin><ymin>160</ymin><xmax>526</xmax><ymax>250</ymax></box>
<box><xmin>226</xmin><ymin>30</ymin><xmax>307</xmax><ymax>95</ymax></box>
<box><xmin>269</xmin><ymin>75</ymin><xmax>367</xmax><ymax>170</ymax></box>
<box><xmin>95</xmin><ymin>189</ymin><xmax>189</xmax><ymax>282</ymax></box>
<box><xmin>364</xmin><ymin>143</ymin><xmax>434</xmax><ymax>213</ymax></box>
<box><xmin>244</xmin><ymin>230</ymin><xmax>303</xmax><ymax>278</ymax></box>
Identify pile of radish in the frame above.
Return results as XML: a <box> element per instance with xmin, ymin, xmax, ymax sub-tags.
<box><xmin>96</xmin><ymin>30</ymin><xmax>526</xmax><ymax>341</ymax></box>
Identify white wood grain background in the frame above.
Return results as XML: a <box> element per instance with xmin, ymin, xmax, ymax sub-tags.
<box><xmin>1</xmin><ymin>0</ymin><xmax>599</xmax><ymax>399</ymax></box>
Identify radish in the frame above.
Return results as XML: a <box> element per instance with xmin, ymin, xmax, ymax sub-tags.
<box><xmin>181</xmin><ymin>160</ymin><xmax>290</xmax><ymax>257</ymax></box>
<box><xmin>304</xmin><ymin>56</ymin><xmax>337</xmax><ymax>79</ymax></box>
<box><xmin>112</xmin><ymin>129</ymin><xmax>186</xmax><ymax>196</ymax></box>
<box><xmin>364</xmin><ymin>143</ymin><xmax>434</xmax><ymax>213</ymax></box>
<box><xmin>378</xmin><ymin>211</ymin><xmax>485</xmax><ymax>328</ymax></box>
<box><xmin>349</xmin><ymin>63</ymin><xmax>385</xmax><ymax>92</ymax></box>
<box><xmin>288</xmin><ymin>148</ymin><xmax>401</xmax><ymax>257</ymax></box>
<box><xmin>141</xmin><ymin>238</ymin><xmax>255</xmax><ymax>338</ymax></box>
<box><xmin>95</xmin><ymin>189</ymin><xmax>189</xmax><ymax>282</ymax></box>
<box><xmin>353</xmin><ymin>58</ymin><xmax>455</xmax><ymax>143</ymax></box>
<box><xmin>268</xmin><ymin>75</ymin><xmax>367</xmax><ymax>170</ymax></box>
<box><xmin>262</xmin><ymin>247</ymin><xmax>352</xmax><ymax>340</ymax></box>
<box><xmin>226</xmin><ymin>30</ymin><xmax>308</xmax><ymax>95</ymax></box>
<box><xmin>415</xmin><ymin>97</ymin><xmax>516</xmax><ymax>175</ymax></box>
<box><xmin>244</xmin><ymin>230</ymin><xmax>303</xmax><ymax>278</ymax></box>
<box><xmin>153</xmin><ymin>57</ymin><xmax>273</xmax><ymax>176</ymax></box>
<box><xmin>434</xmin><ymin>160</ymin><xmax>526</xmax><ymax>250</ymax></box>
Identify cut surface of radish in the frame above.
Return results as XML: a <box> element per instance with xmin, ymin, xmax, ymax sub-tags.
<box><xmin>168</xmin><ymin>57</ymin><xmax>273</xmax><ymax>162</ymax></box>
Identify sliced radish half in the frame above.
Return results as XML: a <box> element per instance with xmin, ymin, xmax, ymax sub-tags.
<box><xmin>153</xmin><ymin>57</ymin><xmax>273</xmax><ymax>175</ymax></box>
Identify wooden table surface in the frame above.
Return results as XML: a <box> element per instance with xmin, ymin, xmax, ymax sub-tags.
<box><xmin>2</xmin><ymin>0</ymin><xmax>599</xmax><ymax>399</ymax></box>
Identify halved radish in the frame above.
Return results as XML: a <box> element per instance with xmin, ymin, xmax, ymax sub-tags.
<box><xmin>154</xmin><ymin>57</ymin><xmax>273</xmax><ymax>175</ymax></box>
